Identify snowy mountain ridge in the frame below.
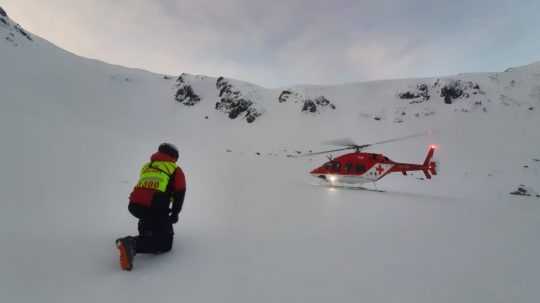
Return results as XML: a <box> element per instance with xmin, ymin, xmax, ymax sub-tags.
<box><xmin>0</xmin><ymin>6</ymin><xmax>33</xmax><ymax>46</ymax></box>
<box><xmin>175</xmin><ymin>63</ymin><xmax>540</xmax><ymax>124</ymax></box>
<box><xmin>2</xmin><ymin>5</ymin><xmax>539</xmax><ymax>128</ymax></box>
<box><xmin>2</xmin><ymin>7</ymin><xmax>540</xmax><ymax>303</ymax></box>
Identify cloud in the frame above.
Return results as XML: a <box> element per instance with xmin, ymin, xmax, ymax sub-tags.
<box><xmin>3</xmin><ymin>0</ymin><xmax>540</xmax><ymax>87</ymax></box>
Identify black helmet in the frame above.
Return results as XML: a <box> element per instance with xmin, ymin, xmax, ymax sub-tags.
<box><xmin>158</xmin><ymin>142</ymin><xmax>179</xmax><ymax>160</ymax></box>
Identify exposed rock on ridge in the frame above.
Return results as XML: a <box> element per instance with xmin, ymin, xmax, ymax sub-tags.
<box><xmin>175</xmin><ymin>74</ymin><xmax>201</xmax><ymax>106</ymax></box>
<box><xmin>0</xmin><ymin>7</ymin><xmax>33</xmax><ymax>45</ymax></box>
<box><xmin>278</xmin><ymin>90</ymin><xmax>336</xmax><ymax>113</ymax></box>
<box><xmin>215</xmin><ymin>77</ymin><xmax>262</xmax><ymax>123</ymax></box>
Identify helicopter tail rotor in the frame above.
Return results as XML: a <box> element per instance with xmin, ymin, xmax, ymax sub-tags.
<box><xmin>421</xmin><ymin>145</ymin><xmax>438</xmax><ymax>179</ymax></box>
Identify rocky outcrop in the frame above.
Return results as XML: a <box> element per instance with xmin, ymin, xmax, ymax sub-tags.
<box><xmin>510</xmin><ymin>185</ymin><xmax>540</xmax><ymax>198</ymax></box>
<box><xmin>14</xmin><ymin>24</ymin><xmax>32</xmax><ymax>41</ymax></box>
<box><xmin>440</xmin><ymin>80</ymin><xmax>481</xmax><ymax>104</ymax></box>
<box><xmin>398</xmin><ymin>79</ymin><xmax>483</xmax><ymax>105</ymax></box>
<box><xmin>173</xmin><ymin>75</ymin><xmax>263</xmax><ymax>123</ymax></box>
<box><xmin>175</xmin><ymin>74</ymin><xmax>201</xmax><ymax>106</ymax></box>
<box><xmin>278</xmin><ymin>90</ymin><xmax>293</xmax><ymax>103</ymax></box>
<box><xmin>215</xmin><ymin>77</ymin><xmax>262</xmax><ymax>123</ymax></box>
<box><xmin>278</xmin><ymin>90</ymin><xmax>336</xmax><ymax>114</ymax></box>
<box><xmin>398</xmin><ymin>83</ymin><xmax>430</xmax><ymax>103</ymax></box>
<box><xmin>1</xmin><ymin>8</ymin><xmax>33</xmax><ymax>45</ymax></box>
<box><xmin>302</xmin><ymin>96</ymin><xmax>336</xmax><ymax>113</ymax></box>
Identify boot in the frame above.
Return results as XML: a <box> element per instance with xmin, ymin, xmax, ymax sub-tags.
<box><xmin>115</xmin><ymin>236</ymin><xmax>136</xmax><ymax>271</ymax></box>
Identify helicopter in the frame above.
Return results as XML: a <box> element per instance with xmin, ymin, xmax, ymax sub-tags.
<box><xmin>298</xmin><ymin>133</ymin><xmax>438</xmax><ymax>186</ymax></box>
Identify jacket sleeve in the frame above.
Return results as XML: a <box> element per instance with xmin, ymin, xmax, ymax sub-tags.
<box><xmin>170</xmin><ymin>167</ymin><xmax>186</xmax><ymax>215</ymax></box>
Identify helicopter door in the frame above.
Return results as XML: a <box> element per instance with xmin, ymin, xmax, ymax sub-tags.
<box><xmin>332</xmin><ymin>161</ymin><xmax>341</xmax><ymax>173</ymax></box>
<box><xmin>344</xmin><ymin>163</ymin><xmax>353</xmax><ymax>174</ymax></box>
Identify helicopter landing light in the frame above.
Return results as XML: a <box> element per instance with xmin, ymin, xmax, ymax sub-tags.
<box><xmin>328</xmin><ymin>175</ymin><xmax>338</xmax><ymax>183</ymax></box>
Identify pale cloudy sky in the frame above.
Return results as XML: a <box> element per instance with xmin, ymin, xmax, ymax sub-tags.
<box><xmin>3</xmin><ymin>0</ymin><xmax>539</xmax><ymax>87</ymax></box>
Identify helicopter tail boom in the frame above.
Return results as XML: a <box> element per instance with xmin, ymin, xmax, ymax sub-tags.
<box><xmin>389</xmin><ymin>146</ymin><xmax>437</xmax><ymax>179</ymax></box>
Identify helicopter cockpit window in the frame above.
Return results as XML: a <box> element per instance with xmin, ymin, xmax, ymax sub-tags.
<box><xmin>356</xmin><ymin>164</ymin><xmax>365</xmax><ymax>173</ymax></box>
<box><xmin>324</xmin><ymin>161</ymin><xmax>341</xmax><ymax>172</ymax></box>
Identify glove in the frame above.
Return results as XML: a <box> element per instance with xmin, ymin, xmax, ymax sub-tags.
<box><xmin>169</xmin><ymin>213</ymin><xmax>179</xmax><ymax>224</ymax></box>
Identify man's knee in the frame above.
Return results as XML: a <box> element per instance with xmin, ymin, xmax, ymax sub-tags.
<box><xmin>156</xmin><ymin>233</ymin><xmax>173</xmax><ymax>253</ymax></box>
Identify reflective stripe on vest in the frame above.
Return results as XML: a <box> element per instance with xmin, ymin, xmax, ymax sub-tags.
<box><xmin>135</xmin><ymin>161</ymin><xmax>177</xmax><ymax>192</ymax></box>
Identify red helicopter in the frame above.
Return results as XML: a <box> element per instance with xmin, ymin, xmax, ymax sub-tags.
<box><xmin>300</xmin><ymin>133</ymin><xmax>438</xmax><ymax>186</ymax></box>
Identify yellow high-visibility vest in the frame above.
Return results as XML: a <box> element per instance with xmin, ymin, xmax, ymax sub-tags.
<box><xmin>135</xmin><ymin>161</ymin><xmax>177</xmax><ymax>192</ymax></box>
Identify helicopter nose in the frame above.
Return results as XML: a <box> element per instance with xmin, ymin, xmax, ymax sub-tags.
<box><xmin>310</xmin><ymin>166</ymin><xmax>326</xmax><ymax>175</ymax></box>
<box><xmin>310</xmin><ymin>167</ymin><xmax>321</xmax><ymax>174</ymax></box>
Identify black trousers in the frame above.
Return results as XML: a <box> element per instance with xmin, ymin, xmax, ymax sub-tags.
<box><xmin>129</xmin><ymin>203</ymin><xmax>174</xmax><ymax>254</ymax></box>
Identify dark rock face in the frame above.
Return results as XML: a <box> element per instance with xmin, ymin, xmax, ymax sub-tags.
<box><xmin>301</xmin><ymin>96</ymin><xmax>336</xmax><ymax>113</ymax></box>
<box><xmin>302</xmin><ymin>100</ymin><xmax>317</xmax><ymax>112</ymax></box>
<box><xmin>279</xmin><ymin>90</ymin><xmax>292</xmax><ymax>103</ymax></box>
<box><xmin>175</xmin><ymin>85</ymin><xmax>200</xmax><ymax>106</ymax></box>
<box><xmin>398</xmin><ymin>80</ymin><xmax>483</xmax><ymax>105</ymax></box>
<box><xmin>215</xmin><ymin>77</ymin><xmax>262</xmax><ymax>123</ymax></box>
<box><xmin>399</xmin><ymin>92</ymin><xmax>418</xmax><ymax>99</ymax></box>
<box><xmin>14</xmin><ymin>24</ymin><xmax>32</xmax><ymax>41</ymax></box>
<box><xmin>0</xmin><ymin>10</ymin><xmax>33</xmax><ymax>45</ymax></box>
<box><xmin>175</xmin><ymin>74</ymin><xmax>201</xmax><ymax>106</ymax></box>
<box><xmin>510</xmin><ymin>185</ymin><xmax>534</xmax><ymax>197</ymax></box>
<box><xmin>440</xmin><ymin>82</ymin><xmax>464</xmax><ymax>104</ymax></box>
<box><xmin>173</xmin><ymin>75</ymin><xmax>262</xmax><ymax>123</ymax></box>
<box><xmin>278</xmin><ymin>90</ymin><xmax>336</xmax><ymax>113</ymax></box>
<box><xmin>440</xmin><ymin>80</ymin><xmax>481</xmax><ymax>104</ymax></box>
<box><xmin>398</xmin><ymin>83</ymin><xmax>431</xmax><ymax>103</ymax></box>
<box><xmin>245</xmin><ymin>109</ymin><xmax>261</xmax><ymax>123</ymax></box>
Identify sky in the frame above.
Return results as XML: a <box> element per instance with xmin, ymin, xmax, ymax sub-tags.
<box><xmin>3</xmin><ymin>0</ymin><xmax>540</xmax><ymax>87</ymax></box>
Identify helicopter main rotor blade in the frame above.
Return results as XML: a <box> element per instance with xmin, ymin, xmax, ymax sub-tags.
<box><xmin>295</xmin><ymin>130</ymin><xmax>434</xmax><ymax>158</ymax></box>
<box><xmin>321</xmin><ymin>138</ymin><xmax>358</xmax><ymax>147</ymax></box>
<box><xmin>294</xmin><ymin>146</ymin><xmax>355</xmax><ymax>158</ymax></box>
<box><xmin>363</xmin><ymin>131</ymin><xmax>432</xmax><ymax>148</ymax></box>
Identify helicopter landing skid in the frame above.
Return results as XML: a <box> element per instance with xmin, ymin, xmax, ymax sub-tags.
<box><xmin>312</xmin><ymin>181</ymin><xmax>386</xmax><ymax>192</ymax></box>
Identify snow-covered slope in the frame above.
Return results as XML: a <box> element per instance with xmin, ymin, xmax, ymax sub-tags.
<box><xmin>2</xmin><ymin>7</ymin><xmax>540</xmax><ymax>303</ymax></box>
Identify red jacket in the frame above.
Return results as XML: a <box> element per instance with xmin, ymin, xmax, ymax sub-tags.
<box><xmin>129</xmin><ymin>152</ymin><xmax>186</xmax><ymax>208</ymax></box>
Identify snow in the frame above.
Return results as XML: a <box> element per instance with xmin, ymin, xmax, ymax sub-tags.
<box><xmin>1</xmin><ymin>11</ymin><xmax>540</xmax><ymax>303</ymax></box>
